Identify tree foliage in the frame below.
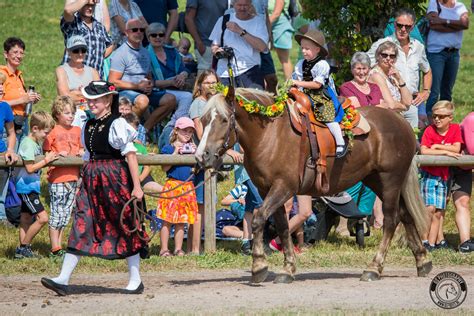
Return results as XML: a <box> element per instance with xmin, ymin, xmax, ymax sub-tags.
<box><xmin>300</xmin><ymin>0</ymin><xmax>427</xmax><ymax>83</ymax></box>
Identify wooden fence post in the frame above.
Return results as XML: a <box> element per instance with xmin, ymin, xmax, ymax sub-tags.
<box><xmin>204</xmin><ymin>168</ymin><xmax>217</xmax><ymax>252</ymax></box>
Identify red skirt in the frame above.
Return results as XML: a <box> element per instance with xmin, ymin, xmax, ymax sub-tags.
<box><xmin>67</xmin><ymin>160</ymin><xmax>148</xmax><ymax>259</ymax></box>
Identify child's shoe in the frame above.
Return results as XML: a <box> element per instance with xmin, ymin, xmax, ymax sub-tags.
<box><xmin>336</xmin><ymin>143</ymin><xmax>348</xmax><ymax>158</ymax></box>
<box><xmin>49</xmin><ymin>249</ymin><xmax>66</xmax><ymax>259</ymax></box>
<box><xmin>459</xmin><ymin>239</ymin><xmax>474</xmax><ymax>253</ymax></box>
<box><xmin>15</xmin><ymin>245</ymin><xmax>42</xmax><ymax>259</ymax></box>
<box><xmin>422</xmin><ymin>241</ymin><xmax>436</xmax><ymax>252</ymax></box>
<box><xmin>435</xmin><ymin>239</ymin><xmax>450</xmax><ymax>250</ymax></box>
<box><xmin>241</xmin><ymin>239</ymin><xmax>252</xmax><ymax>256</ymax></box>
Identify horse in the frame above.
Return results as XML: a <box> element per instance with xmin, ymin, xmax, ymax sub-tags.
<box><xmin>195</xmin><ymin>86</ymin><xmax>432</xmax><ymax>284</ymax></box>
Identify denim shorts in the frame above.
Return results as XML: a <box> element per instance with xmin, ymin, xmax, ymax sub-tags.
<box><xmin>193</xmin><ymin>170</ymin><xmax>204</xmax><ymax>204</ymax></box>
<box><xmin>260</xmin><ymin>52</ymin><xmax>276</xmax><ymax>76</ymax></box>
<box><xmin>119</xmin><ymin>89</ymin><xmax>165</xmax><ymax>108</ymax></box>
<box><xmin>243</xmin><ymin>179</ymin><xmax>263</xmax><ymax>213</ymax></box>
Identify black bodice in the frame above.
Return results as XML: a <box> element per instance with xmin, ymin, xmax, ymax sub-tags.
<box><xmin>84</xmin><ymin>113</ymin><xmax>123</xmax><ymax>160</ymax></box>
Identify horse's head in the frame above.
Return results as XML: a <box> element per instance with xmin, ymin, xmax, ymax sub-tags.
<box><xmin>195</xmin><ymin>86</ymin><xmax>237</xmax><ymax>169</ymax></box>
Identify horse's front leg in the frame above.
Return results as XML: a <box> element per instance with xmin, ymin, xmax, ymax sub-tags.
<box><xmin>272</xmin><ymin>205</ymin><xmax>296</xmax><ymax>283</ymax></box>
<box><xmin>251</xmin><ymin>182</ymin><xmax>293</xmax><ymax>284</ymax></box>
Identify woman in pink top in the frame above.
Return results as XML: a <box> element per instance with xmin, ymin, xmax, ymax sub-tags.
<box><xmin>339</xmin><ymin>52</ymin><xmax>384</xmax><ymax>108</ymax></box>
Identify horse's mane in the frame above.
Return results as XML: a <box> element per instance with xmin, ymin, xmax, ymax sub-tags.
<box><xmin>202</xmin><ymin>88</ymin><xmax>275</xmax><ymax>118</ymax></box>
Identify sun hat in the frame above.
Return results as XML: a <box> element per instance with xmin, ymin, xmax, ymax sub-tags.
<box><xmin>81</xmin><ymin>81</ymin><xmax>118</xmax><ymax>100</ymax></box>
<box><xmin>66</xmin><ymin>35</ymin><xmax>88</xmax><ymax>51</ymax></box>
<box><xmin>295</xmin><ymin>29</ymin><xmax>328</xmax><ymax>57</ymax></box>
<box><xmin>175</xmin><ymin>117</ymin><xmax>195</xmax><ymax>129</ymax></box>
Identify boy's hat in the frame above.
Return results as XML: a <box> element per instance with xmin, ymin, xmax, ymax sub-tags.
<box><xmin>81</xmin><ymin>81</ymin><xmax>118</xmax><ymax>100</ymax></box>
<box><xmin>295</xmin><ymin>29</ymin><xmax>328</xmax><ymax>57</ymax></box>
<box><xmin>66</xmin><ymin>35</ymin><xmax>88</xmax><ymax>51</ymax></box>
<box><xmin>175</xmin><ymin>117</ymin><xmax>195</xmax><ymax>129</ymax></box>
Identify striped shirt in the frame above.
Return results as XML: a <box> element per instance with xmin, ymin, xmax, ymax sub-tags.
<box><xmin>60</xmin><ymin>13</ymin><xmax>112</xmax><ymax>75</ymax></box>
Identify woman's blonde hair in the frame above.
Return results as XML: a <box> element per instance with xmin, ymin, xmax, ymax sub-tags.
<box><xmin>29</xmin><ymin>110</ymin><xmax>55</xmax><ymax>130</ymax></box>
<box><xmin>432</xmin><ymin>100</ymin><xmax>455</xmax><ymax>115</ymax></box>
<box><xmin>51</xmin><ymin>96</ymin><xmax>76</xmax><ymax>122</ymax></box>
<box><xmin>192</xmin><ymin>69</ymin><xmax>219</xmax><ymax>99</ymax></box>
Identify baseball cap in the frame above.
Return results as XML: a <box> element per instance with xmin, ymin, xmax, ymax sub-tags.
<box><xmin>175</xmin><ymin>117</ymin><xmax>195</xmax><ymax>129</ymax></box>
<box><xmin>67</xmin><ymin>35</ymin><xmax>88</xmax><ymax>51</ymax></box>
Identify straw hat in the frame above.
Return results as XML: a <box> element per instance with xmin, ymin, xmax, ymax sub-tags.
<box><xmin>295</xmin><ymin>29</ymin><xmax>328</xmax><ymax>57</ymax></box>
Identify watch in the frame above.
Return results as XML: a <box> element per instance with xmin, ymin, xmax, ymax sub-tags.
<box><xmin>240</xmin><ymin>29</ymin><xmax>248</xmax><ymax>37</ymax></box>
<box><xmin>446</xmin><ymin>19</ymin><xmax>451</xmax><ymax>25</ymax></box>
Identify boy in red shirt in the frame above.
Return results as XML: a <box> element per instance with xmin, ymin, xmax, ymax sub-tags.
<box><xmin>43</xmin><ymin>96</ymin><xmax>84</xmax><ymax>258</ymax></box>
<box><xmin>420</xmin><ymin>101</ymin><xmax>462</xmax><ymax>251</ymax></box>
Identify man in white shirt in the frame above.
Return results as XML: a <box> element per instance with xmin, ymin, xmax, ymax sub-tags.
<box><xmin>367</xmin><ymin>8</ymin><xmax>432</xmax><ymax>129</ymax></box>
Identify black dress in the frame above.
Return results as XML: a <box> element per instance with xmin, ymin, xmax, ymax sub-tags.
<box><xmin>67</xmin><ymin>113</ymin><xmax>148</xmax><ymax>259</ymax></box>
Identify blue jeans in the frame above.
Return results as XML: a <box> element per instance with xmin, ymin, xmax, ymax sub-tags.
<box><xmin>426</xmin><ymin>50</ymin><xmax>460</xmax><ymax>115</ymax></box>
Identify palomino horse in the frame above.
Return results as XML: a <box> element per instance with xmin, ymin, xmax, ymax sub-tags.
<box><xmin>196</xmin><ymin>87</ymin><xmax>432</xmax><ymax>284</ymax></box>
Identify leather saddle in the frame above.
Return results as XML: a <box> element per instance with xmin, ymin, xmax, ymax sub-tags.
<box><xmin>286</xmin><ymin>88</ymin><xmax>370</xmax><ymax>195</ymax></box>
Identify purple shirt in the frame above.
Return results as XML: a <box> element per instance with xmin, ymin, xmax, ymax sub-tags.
<box><xmin>339</xmin><ymin>81</ymin><xmax>383</xmax><ymax>107</ymax></box>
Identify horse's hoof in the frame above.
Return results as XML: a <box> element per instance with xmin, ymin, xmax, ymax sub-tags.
<box><xmin>360</xmin><ymin>270</ymin><xmax>380</xmax><ymax>282</ymax></box>
<box><xmin>251</xmin><ymin>267</ymin><xmax>269</xmax><ymax>284</ymax></box>
<box><xmin>417</xmin><ymin>261</ymin><xmax>433</xmax><ymax>277</ymax></box>
<box><xmin>274</xmin><ymin>273</ymin><xmax>295</xmax><ymax>284</ymax></box>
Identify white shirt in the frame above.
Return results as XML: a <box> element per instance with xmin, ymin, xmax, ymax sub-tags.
<box><xmin>427</xmin><ymin>0</ymin><xmax>467</xmax><ymax>53</ymax></box>
<box><xmin>367</xmin><ymin>36</ymin><xmax>430</xmax><ymax>94</ymax></box>
<box><xmin>209</xmin><ymin>13</ymin><xmax>268</xmax><ymax>77</ymax></box>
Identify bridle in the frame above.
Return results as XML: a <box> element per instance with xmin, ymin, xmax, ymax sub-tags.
<box><xmin>215</xmin><ymin>96</ymin><xmax>239</xmax><ymax>159</ymax></box>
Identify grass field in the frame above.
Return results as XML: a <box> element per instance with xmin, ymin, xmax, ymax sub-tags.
<box><xmin>0</xmin><ymin>1</ymin><xmax>472</xmax><ymax>275</ymax></box>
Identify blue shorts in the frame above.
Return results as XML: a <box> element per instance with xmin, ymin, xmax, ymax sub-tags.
<box><xmin>243</xmin><ymin>179</ymin><xmax>263</xmax><ymax>213</ymax></box>
<box><xmin>193</xmin><ymin>170</ymin><xmax>204</xmax><ymax>204</ymax></box>
<box><xmin>420</xmin><ymin>172</ymin><xmax>448</xmax><ymax>210</ymax></box>
<box><xmin>260</xmin><ymin>52</ymin><xmax>276</xmax><ymax>76</ymax></box>
<box><xmin>119</xmin><ymin>89</ymin><xmax>165</xmax><ymax>108</ymax></box>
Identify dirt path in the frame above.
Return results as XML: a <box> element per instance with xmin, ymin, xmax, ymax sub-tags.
<box><xmin>1</xmin><ymin>266</ymin><xmax>472</xmax><ymax>314</ymax></box>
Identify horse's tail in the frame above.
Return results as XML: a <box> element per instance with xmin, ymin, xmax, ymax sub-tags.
<box><xmin>400</xmin><ymin>159</ymin><xmax>430</xmax><ymax>236</ymax></box>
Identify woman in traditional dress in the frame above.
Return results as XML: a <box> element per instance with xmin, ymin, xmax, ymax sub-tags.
<box><xmin>41</xmin><ymin>81</ymin><xmax>148</xmax><ymax>296</ymax></box>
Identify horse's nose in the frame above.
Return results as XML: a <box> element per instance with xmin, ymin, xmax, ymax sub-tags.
<box><xmin>195</xmin><ymin>150</ymin><xmax>211</xmax><ymax>167</ymax></box>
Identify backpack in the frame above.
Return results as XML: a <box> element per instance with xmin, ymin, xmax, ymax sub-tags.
<box><xmin>287</xmin><ymin>0</ymin><xmax>300</xmax><ymax>18</ymax></box>
<box><xmin>5</xmin><ymin>176</ymin><xmax>21</xmax><ymax>227</ymax></box>
<box><xmin>177</xmin><ymin>11</ymin><xmax>188</xmax><ymax>34</ymax></box>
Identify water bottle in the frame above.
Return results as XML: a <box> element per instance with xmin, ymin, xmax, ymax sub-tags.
<box><xmin>25</xmin><ymin>85</ymin><xmax>35</xmax><ymax>116</ymax></box>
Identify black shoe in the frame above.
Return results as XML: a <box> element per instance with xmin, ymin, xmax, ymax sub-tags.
<box><xmin>435</xmin><ymin>239</ymin><xmax>450</xmax><ymax>250</ymax></box>
<box><xmin>41</xmin><ymin>278</ymin><xmax>68</xmax><ymax>296</ymax></box>
<box><xmin>122</xmin><ymin>282</ymin><xmax>144</xmax><ymax>294</ymax></box>
<box><xmin>241</xmin><ymin>240</ymin><xmax>252</xmax><ymax>256</ymax></box>
<box><xmin>336</xmin><ymin>143</ymin><xmax>348</xmax><ymax>158</ymax></box>
<box><xmin>459</xmin><ymin>239</ymin><xmax>474</xmax><ymax>253</ymax></box>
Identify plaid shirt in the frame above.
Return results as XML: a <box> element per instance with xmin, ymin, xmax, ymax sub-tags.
<box><xmin>60</xmin><ymin>13</ymin><xmax>112</xmax><ymax>75</ymax></box>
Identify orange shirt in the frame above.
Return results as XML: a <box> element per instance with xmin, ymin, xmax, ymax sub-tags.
<box><xmin>0</xmin><ymin>65</ymin><xmax>26</xmax><ymax>115</ymax></box>
<box><xmin>43</xmin><ymin>125</ymin><xmax>83</xmax><ymax>183</ymax></box>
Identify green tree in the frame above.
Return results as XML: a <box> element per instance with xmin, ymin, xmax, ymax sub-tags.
<box><xmin>300</xmin><ymin>0</ymin><xmax>427</xmax><ymax>83</ymax></box>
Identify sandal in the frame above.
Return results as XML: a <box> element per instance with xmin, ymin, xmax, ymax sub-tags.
<box><xmin>173</xmin><ymin>249</ymin><xmax>185</xmax><ymax>256</ymax></box>
<box><xmin>159</xmin><ymin>250</ymin><xmax>172</xmax><ymax>257</ymax></box>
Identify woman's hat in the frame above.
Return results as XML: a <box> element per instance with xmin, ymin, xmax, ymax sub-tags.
<box><xmin>295</xmin><ymin>29</ymin><xmax>328</xmax><ymax>57</ymax></box>
<box><xmin>81</xmin><ymin>81</ymin><xmax>118</xmax><ymax>100</ymax></box>
<box><xmin>175</xmin><ymin>117</ymin><xmax>195</xmax><ymax>129</ymax></box>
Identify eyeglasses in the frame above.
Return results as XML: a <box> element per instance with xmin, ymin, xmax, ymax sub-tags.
<box><xmin>395</xmin><ymin>22</ymin><xmax>413</xmax><ymax>30</ymax></box>
<box><xmin>71</xmin><ymin>48</ymin><xmax>87</xmax><ymax>54</ymax></box>
<box><xmin>149</xmin><ymin>33</ymin><xmax>165</xmax><ymax>38</ymax></box>
<box><xmin>202</xmin><ymin>81</ymin><xmax>217</xmax><ymax>85</ymax></box>
<box><xmin>432</xmin><ymin>114</ymin><xmax>452</xmax><ymax>120</ymax></box>
<box><xmin>129</xmin><ymin>28</ymin><xmax>146</xmax><ymax>33</ymax></box>
<box><xmin>380</xmin><ymin>53</ymin><xmax>397</xmax><ymax>59</ymax></box>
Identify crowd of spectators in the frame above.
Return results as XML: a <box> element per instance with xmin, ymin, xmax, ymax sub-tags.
<box><xmin>0</xmin><ymin>0</ymin><xmax>472</xmax><ymax>260</ymax></box>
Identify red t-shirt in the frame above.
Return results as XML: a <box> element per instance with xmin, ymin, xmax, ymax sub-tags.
<box><xmin>421</xmin><ymin>123</ymin><xmax>463</xmax><ymax>180</ymax></box>
<box><xmin>43</xmin><ymin>125</ymin><xmax>83</xmax><ymax>183</ymax></box>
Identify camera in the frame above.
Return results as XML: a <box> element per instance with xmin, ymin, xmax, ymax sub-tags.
<box><xmin>181</xmin><ymin>143</ymin><xmax>195</xmax><ymax>154</ymax></box>
<box><xmin>215</xmin><ymin>46</ymin><xmax>235</xmax><ymax>60</ymax></box>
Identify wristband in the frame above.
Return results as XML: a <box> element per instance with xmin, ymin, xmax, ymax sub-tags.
<box><xmin>423</xmin><ymin>88</ymin><xmax>431</xmax><ymax>93</ymax></box>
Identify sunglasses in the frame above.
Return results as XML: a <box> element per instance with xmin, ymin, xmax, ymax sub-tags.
<box><xmin>432</xmin><ymin>114</ymin><xmax>452</xmax><ymax>120</ymax></box>
<box><xmin>149</xmin><ymin>33</ymin><xmax>166</xmax><ymax>38</ymax></box>
<box><xmin>395</xmin><ymin>22</ymin><xmax>413</xmax><ymax>30</ymax></box>
<box><xmin>380</xmin><ymin>53</ymin><xmax>397</xmax><ymax>59</ymax></box>
<box><xmin>129</xmin><ymin>28</ymin><xmax>146</xmax><ymax>33</ymax></box>
<box><xmin>72</xmin><ymin>48</ymin><xmax>87</xmax><ymax>54</ymax></box>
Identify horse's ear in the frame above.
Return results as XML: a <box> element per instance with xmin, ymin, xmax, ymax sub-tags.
<box><xmin>225</xmin><ymin>85</ymin><xmax>235</xmax><ymax>106</ymax></box>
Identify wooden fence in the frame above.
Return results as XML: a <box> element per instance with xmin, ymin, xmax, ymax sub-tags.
<box><xmin>1</xmin><ymin>154</ymin><xmax>473</xmax><ymax>252</ymax></box>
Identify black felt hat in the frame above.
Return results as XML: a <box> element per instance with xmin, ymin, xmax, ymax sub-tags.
<box><xmin>81</xmin><ymin>81</ymin><xmax>118</xmax><ymax>100</ymax></box>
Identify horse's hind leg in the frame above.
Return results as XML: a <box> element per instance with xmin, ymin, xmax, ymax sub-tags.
<box><xmin>272</xmin><ymin>206</ymin><xmax>296</xmax><ymax>284</ymax></box>
<box><xmin>251</xmin><ymin>182</ymin><xmax>293</xmax><ymax>284</ymax></box>
<box><xmin>361</xmin><ymin>185</ymin><xmax>401</xmax><ymax>281</ymax></box>
<box><xmin>399</xmin><ymin>199</ymin><xmax>432</xmax><ymax>277</ymax></box>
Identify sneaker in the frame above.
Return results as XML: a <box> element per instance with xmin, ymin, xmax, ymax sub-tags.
<box><xmin>435</xmin><ymin>240</ymin><xmax>450</xmax><ymax>250</ymax></box>
<box><xmin>14</xmin><ymin>246</ymin><xmax>24</xmax><ymax>259</ymax></box>
<box><xmin>422</xmin><ymin>241</ymin><xmax>436</xmax><ymax>252</ymax></box>
<box><xmin>269</xmin><ymin>239</ymin><xmax>283</xmax><ymax>252</ymax></box>
<box><xmin>459</xmin><ymin>239</ymin><xmax>474</xmax><ymax>253</ymax></box>
<box><xmin>22</xmin><ymin>245</ymin><xmax>42</xmax><ymax>259</ymax></box>
<box><xmin>241</xmin><ymin>240</ymin><xmax>252</xmax><ymax>256</ymax></box>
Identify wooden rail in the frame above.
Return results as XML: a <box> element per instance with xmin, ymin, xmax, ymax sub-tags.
<box><xmin>0</xmin><ymin>154</ymin><xmax>472</xmax><ymax>252</ymax></box>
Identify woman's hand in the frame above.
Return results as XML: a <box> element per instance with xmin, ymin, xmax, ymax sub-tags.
<box><xmin>174</xmin><ymin>72</ymin><xmax>187</xmax><ymax>88</ymax></box>
<box><xmin>4</xmin><ymin>150</ymin><xmax>18</xmax><ymax>165</ymax></box>
<box><xmin>131</xmin><ymin>186</ymin><xmax>144</xmax><ymax>200</ymax></box>
<box><xmin>226</xmin><ymin>149</ymin><xmax>243</xmax><ymax>163</ymax></box>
